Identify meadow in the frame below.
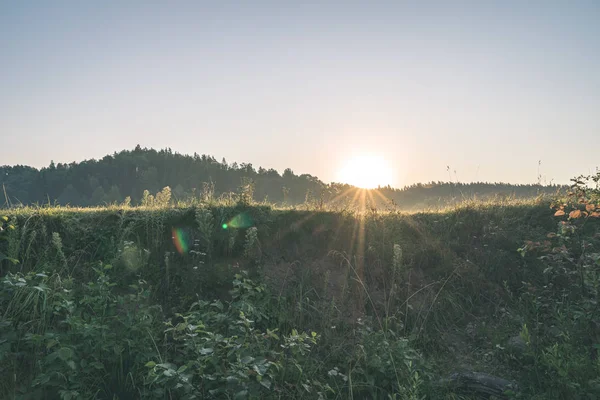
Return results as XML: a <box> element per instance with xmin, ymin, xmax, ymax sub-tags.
<box><xmin>1</xmin><ymin>173</ymin><xmax>599</xmax><ymax>399</ymax></box>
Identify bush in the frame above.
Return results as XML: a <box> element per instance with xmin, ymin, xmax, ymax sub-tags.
<box><xmin>0</xmin><ymin>265</ymin><xmax>162</xmax><ymax>399</ymax></box>
<box><xmin>515</xmin><ymin>172</ymin><xmax>600</xmax><ymax>398</ymax></box>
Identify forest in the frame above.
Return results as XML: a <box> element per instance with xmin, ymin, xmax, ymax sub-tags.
<box><xmin>1</xmin><ymin>146</ymin><xmax>564</xmax><ymax>210</ymax></box>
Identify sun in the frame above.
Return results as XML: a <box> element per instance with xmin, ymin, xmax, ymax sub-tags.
<box><xmin>337</xmin><ymin>154</ymin><xmax>393</xmax><ymax>189</ymax></box>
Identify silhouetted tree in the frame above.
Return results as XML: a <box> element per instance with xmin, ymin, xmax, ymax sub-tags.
<box><xmin>0</xmin><ymin>146</ymin><xmax>566</xmax><ymax>208</ymax></box>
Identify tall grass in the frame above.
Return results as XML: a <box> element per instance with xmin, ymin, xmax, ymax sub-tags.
<box><xmin>1</xmin><ymin>190</ymin><xmax>598</xmax><ymax>398</ymax></box>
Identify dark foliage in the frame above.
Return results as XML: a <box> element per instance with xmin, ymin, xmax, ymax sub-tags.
<box><xmin>1</xmin><ymin>146</ymin><xmax>563</xmax><ymax>208</ymax></box>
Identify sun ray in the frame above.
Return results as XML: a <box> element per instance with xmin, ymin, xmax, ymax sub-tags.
<box><xmin>260</xmin><ymin>211</ymin><xmax>318</xmax><ymax>250</ymax></box>
<box><xmin>366</xmin><ymin>189</ymin><xmax>376</xmax><ymax>210</ymax></box>
<box><xmin>351</xmin><ymin>188</ymin><xmax>363</xmax><ymax>211</ymax></box>
<box><xmin>327</xmin><ymin>186</ymin><xmax>359</xmax><ymax>206</ymax></box>
<box><xmin>348</xmin><ymin>216</ymin><xmax>358</xmax><ymax>256</ymax></box>
<box><xmin>371</xmin><ymin>188</ymin><xmax>390</xmax><ymax>203</ymax></box>
<box><xmin>370</xmin><ymin>188</ymin><xmax>392</xmax><ymax>209</ymax></box>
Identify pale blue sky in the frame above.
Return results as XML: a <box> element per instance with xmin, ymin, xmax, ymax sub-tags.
<box><xmin>1</xmin><ymin>1</ymin><xmax>598</xmax><ymax>187</ymax></box>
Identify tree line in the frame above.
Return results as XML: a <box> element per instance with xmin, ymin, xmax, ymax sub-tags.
<box><xmin>0</xmin><ymin>145</ymin><xmax>564</xmax><ymax>209</ymax></box>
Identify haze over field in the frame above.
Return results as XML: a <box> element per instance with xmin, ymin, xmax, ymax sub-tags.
<box><xmin>2</xmin><ymin>1</ymin><xmax>599</xmax><ymax>187</ymax></box>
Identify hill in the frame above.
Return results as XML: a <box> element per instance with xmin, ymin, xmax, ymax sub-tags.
<box><xmin>1</xmin><ymin>146</ymin><xmax>564</xmax><ymax>209</ymax></box>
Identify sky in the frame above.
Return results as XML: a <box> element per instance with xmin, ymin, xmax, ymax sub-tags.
<box><xmin>1</xmin><ymin>1</ymin><xmax>599</xmax><ymax>187</ymax></box>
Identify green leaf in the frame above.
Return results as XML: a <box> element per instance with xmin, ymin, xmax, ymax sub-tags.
<box><xmin>259</xmin><ymin>378</ymin><xmax>272</xmax><ymax>389</ymax></box>
<box><xmin>200</xmin><ymin>347</ymin><xmax>213</xmax><ymax>355</ymax></box>
<box><xmin>145</xmin><ymin>361</ymin><xmax>156</xmax><ymax>368</ymax></box>
<box><xmin>234</xmin><ymin>390</ymin><xmax>248</xmax><ymax>399</ymax></box>
<box><xmin>240</xmin><ymin>356</ymin><xmax>254</xmax><ymax>364</ymax></box>
<box><xmin>58</xmin><ymin>347</ymin><xmax>74</xmax><ymax>361</ymax></box>
<box><xmin>67</xmin><ymin>360</ymin><xmax>76</xmax><ymax>370</ymax></box>
<box><xmin>211</xmin><ymin>300</ymin><xmax>224</xmax><ymax>310</ymax></box>
<box><xmin>0</xmin><ymin>252</ymin><xmax>19</xmax><ymax>264</ymax></box>
<box><xmin>177</xmin><ymin>365</ymin><xmax>188</xmax><ymax>373</ymax></box>
<box><xmin>91</xmin><ymin>361</ymin><xmax>104</xmax><ymax>370</ymax></box>
<box><xmin>253</xmin><ymin>364</ymin><xmax>268</xmax><ymax>376</ymax></box>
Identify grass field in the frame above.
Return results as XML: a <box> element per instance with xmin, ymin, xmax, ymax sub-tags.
<box><xmin>1</xmin><ymin>192</ymin><xmax>599</xmax><ymax>399</ymax></box>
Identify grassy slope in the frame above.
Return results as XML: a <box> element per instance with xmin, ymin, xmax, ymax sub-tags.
<box><xmin>1</xmin><ymin>199</ymin><xmax>582</xmax><ymax>398</ymax></box>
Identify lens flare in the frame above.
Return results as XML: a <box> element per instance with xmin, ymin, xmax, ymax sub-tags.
<box><xmin>226</xmin><ymin>213</ymin><xmax>253</xmax><ymax>229</ymax></box>
<box><xmin>172</xmin><ymin>228</ymin><xmax>189</xmax><ymax>254</ymax></box>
